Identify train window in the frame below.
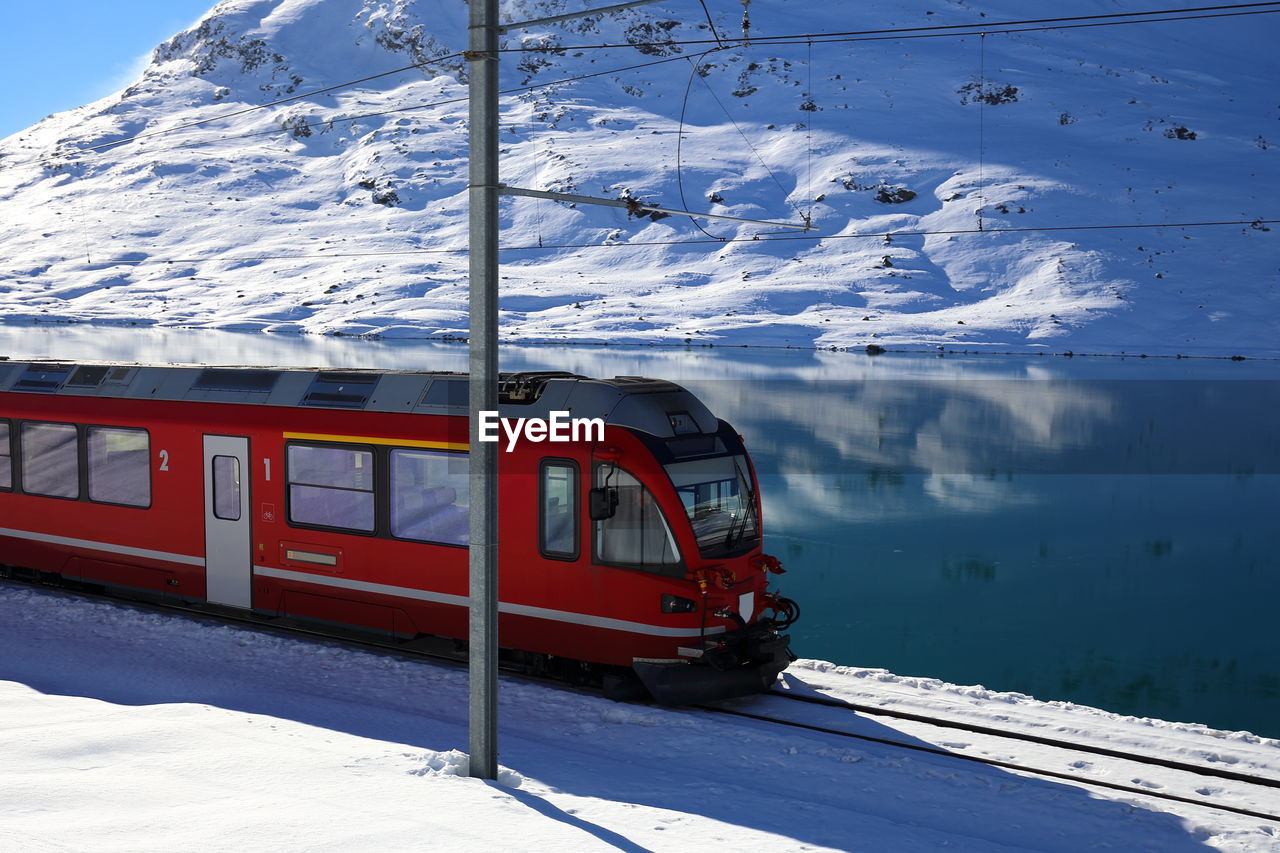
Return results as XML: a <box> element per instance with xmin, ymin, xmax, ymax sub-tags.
<box><xmin>389</xmin><ymin>448</ymin><xmax>469</xmax><ymax>546</ymax></box>
<box><xmin>87</xmin><ymin>427</ymin><xmax>151</xmax><ymax>507</ymax></box>
<box><xmin>286</xmin><ymin>443</ymin><xmax>375</xmax><ymax>532</ymax></box>
<box><xmin>20</xmin><ymin>422</ymin><xmax>80</xmax><ymax>499</ymax></box>
<box><xmin>0</xmin><ymin>421</ymin><xmax>10</xmax><ymax>490</ymax></box>
<box><xmin>664</xmin><ymin>454</ymin><xmax>759</xmax><ymax>557</ymax></box>
<box><xmin>594</xmin><ymin>464</ymin><xmax>681</xmax><ymax>573</ymax></box>
<box><xmin>211</xmin><ymin>456</ymin><xmax>241</xmax><ymax>521</ymax></box>
<box><xmin>540</xmin><ymin>460</ymin><xmax>578</xmax><ymax>559</ymax></box>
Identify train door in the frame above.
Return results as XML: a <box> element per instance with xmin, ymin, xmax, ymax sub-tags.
<box><xmin>203</xmin><ymin>435</ymin><xmax>252</xmax><ymax>608</ymax></box>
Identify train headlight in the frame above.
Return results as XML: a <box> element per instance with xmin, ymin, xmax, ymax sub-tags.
<box><xmin>661</xmin><ymin>593</ymin><xmax>699</xmax><ymax>614</ymax></box>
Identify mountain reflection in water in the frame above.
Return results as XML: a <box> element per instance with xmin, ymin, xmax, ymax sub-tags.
<box><xmin>2</xmin><ymin>325</ymin><xmax>1277</xmax><ymax>736</ymax></box>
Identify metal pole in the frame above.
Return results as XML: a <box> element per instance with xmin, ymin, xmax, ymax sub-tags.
<box><xmin>467</xmin><ymin>0</ymin><xmax>500</xmax><ymax>781</ymax></box>
<box><xmin>464</xmin><ymin>0</ymin><xmax>670</xmax><ymax>782</ymax></box>
<box><xmin>498</xmin><ymin>184</ymin><xmax>812</xmax><ymax>230</ymax></box>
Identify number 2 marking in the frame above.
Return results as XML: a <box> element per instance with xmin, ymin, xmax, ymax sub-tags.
<box><xmin>159</xmin><ymin>449</ymin><xmax>170</xmax><ymax>471</ymax></box>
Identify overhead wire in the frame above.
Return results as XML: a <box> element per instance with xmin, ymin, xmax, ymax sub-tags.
<box><xmin>75</xmin><ymin>51</ymin><xmax>467</xmax><ymax>154</ymax></box>
<box><xmin>58</xmin><ymin>51</ymin><xmax>726</xmax><ymax>163</ymax></box>
<box><xmin>45</xmin><ymin>2</ymin><xmax>1276</xmax><ymax>163</ymax></box>
<box><xmin>696</xmin><ymin>0</ymin><xmax>726</xmax><ymax>46</ymax></box>
<box><xmin>7</xmin><ymin>1</ymin><xmax>1269</xmax><ymax>275</ymax></box>
<box><xmin>674</xmin><ymin>48</ymin><xmax>813</xmax><ymax>241</ymax></box>
<box><xmin>684</xmin><ymin>56</ymin><xmax>810</xmax><ymax>227</ymax></box>
<box><xmin>763</xmin><ymin>9</ymin><xmax>1280</xmax><ymax>48</ymax></box>
<box><xmin>495</xmin><ymin>3</ymin><xmax>1280</xmax><ymax>52</ymax></box>
<box><xmin>64</xmin><ymin>219</ymin><xmax>1279</xmax><ymax>269</ymax></box>
<box><xmin>675</xmin><ymin>54</ymin><xmax>726</xmax><ymax>241</ymax></box>
<box><xmin>40</xmin><ymin>3</ymin><xmax>1276</xmax><ymax>165</ymax></box>
<box><xmin>504</xmin><ymin>218</ymin><xmax>1280</xmax><ymax>251</ymax></box>
<box><xmin>977</xmin><ymin>33</ymin><xmax>986</xmax><ymax>232</ymax></box>
<box><xmin>806</xmin><ymin>39</ymin><xmax>813</xmax><ymax>225</ymax></box>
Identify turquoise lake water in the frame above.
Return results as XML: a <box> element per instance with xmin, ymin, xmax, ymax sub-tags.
<box><xmin>3</xmin><ymin>326</ymin><xmax>1277</xmax><ymax>736</ymax></box>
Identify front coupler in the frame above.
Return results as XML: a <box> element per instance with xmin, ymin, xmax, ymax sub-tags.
<box><xmin>632</xmin><ymin>621</ymin><xmax>792</xmax><ymax>705</ymax></box>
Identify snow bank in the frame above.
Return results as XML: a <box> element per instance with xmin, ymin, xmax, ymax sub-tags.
<box><xmin>3</xmin><ymin>584</ymin><xmax>1279</xmax><ymax>851</ymax></box>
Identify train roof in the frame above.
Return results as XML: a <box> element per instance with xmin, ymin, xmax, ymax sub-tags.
<box><xmin>0</xmin><ymin>359</ymin><xmax>720</xmax><ymax>438</ymax></box>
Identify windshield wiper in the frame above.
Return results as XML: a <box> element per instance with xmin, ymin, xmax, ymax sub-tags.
<box><xmin>722</xmin><ymin>460</ymin><xmax>759</xmax><ymax>552</ymax></box>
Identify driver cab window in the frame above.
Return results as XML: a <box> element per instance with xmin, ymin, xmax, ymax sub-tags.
<box><xmin>594</xmin><ymin>464</ymin><xmax>680</xmax><ymax>572</ymax></box>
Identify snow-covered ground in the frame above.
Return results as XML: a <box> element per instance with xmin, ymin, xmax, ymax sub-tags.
<box><xmin>1</xmin><ymin>0</ymin><xmax>1277</xmax><ymax>355</ymax></box>
<box><xmin>3</xmin><ymin>583</ymin><xmax>1278</xmax><ymax>852</ymax></box>
<box><xmin>3</xmin><ymin>2</ymin><xmax>1278</xmax><ymax>848</ymax></box>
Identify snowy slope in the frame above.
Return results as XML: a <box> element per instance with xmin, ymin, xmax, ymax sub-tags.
<box><xmin>4</xmin><ymin>583</ymin><xmax>1280</xmax><ymax>852</ymax></box>
<box><xmin>0</xmin><ymin>0</ymin><xmax>1277</xmax><ymax>355</ymax></box>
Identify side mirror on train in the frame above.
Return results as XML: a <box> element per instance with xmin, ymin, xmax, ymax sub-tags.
<box><xmin>589</xmin><ymin>486</ymin><xmax>619</xmax><ymax>521</ymax></box>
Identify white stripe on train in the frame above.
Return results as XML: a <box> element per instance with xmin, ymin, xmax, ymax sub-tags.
<box><xmin>0</xmin><ymin>527</ymin><xmax>721</xmax><ymax>639</ymax></box>
<box><xmin>257</xmin><ymin>566</ymin><xmax>723</xmax><ymax>638</ymax></box>
<box><xmin>0</xmin><ymin>526</ymin><xmax>206</xmax><ymax>567</ymax></box>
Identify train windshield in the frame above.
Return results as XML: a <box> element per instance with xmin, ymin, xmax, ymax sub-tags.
<box><xmin>664</xmin><ymin>454</ymin><xmax>759</xmax><ymax>557</ymax></box>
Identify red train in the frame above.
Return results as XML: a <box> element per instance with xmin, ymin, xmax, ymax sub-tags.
<box><xmin>0</xmin><ymin>359</ymin><xmax>795</xmax><ymax>703</ymax></box>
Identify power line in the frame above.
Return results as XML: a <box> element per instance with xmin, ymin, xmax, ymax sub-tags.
<box><xmin>498</xmin><ymin>3</ymin><xmax>1280</xmax><ymax>52</ymax></box>
<box><xmin>58</xmin><ymin>2</ymin><xmax>1278</xmax><ymax>162</ymax></box>
<box><xmin>805</xmin><ymin>39</ymin><xmax>813</xmax><ymax>224</ymax></box>
<box><xmin>977</xmin><ymin>33</ymin><xmax>986</xmax><ymax>232</ymax></box>
<box><xmin>62</xmin><ymin>219</ymin><xmax>1277</xmax><ymax>268</ymax></box>
<box><xmin>41</xmin><ymin>3</ymin><xmax>1274</xmax><ymax>165</ymax></box>
<box><xmin>675</xmin><ymin>55</ymin><xmax>724</xmax><ymax>241</ymax></box>
<box><xmin>10</xmin><ymin>3</ymin><xmax>1268</xmax><ymax>274</ymax></box>
<box><xmin>751</xmin><ymin>9</ymin><xmax>1280</xmax><ymax>48</ymax></box>
<box><xmin>696</xmin><ymin>0</ymin><xmax>725</xmax><ymax>47</ymax></box>
<box><xmin>674</xmin><ymin>53</ymin><xmax>808</xmax><ymax>239</ymax></box>
<box><xmin>75</xmin><ymin>51</ymin><xmax>466</xmax><ymax>154</ymax></box>
<box><xmin>61</xmin><ymin>51</ymin><xmax>718</xmax><ymax>162</ymax></box>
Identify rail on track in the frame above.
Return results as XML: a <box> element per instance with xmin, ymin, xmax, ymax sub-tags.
<box><xmin>696</xmin><ymin>697</ymin><xmax>1280</xmax><ymax>823</ymax></box>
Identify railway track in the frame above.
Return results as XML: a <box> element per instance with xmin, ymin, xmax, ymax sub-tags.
<box><xmin>6</xmin><ymin>573</ymin><xmax>1278</xmax><ymax>823</ymax></box>
<box><xmin>0</xmin><ymin>572</ymin><xmax>484</xmax><ymax>675</ymax></box>
<box><xmin>697</xmin><ymin>692</ymin><xmax>1280</xmax><ymax>823</ymax></box>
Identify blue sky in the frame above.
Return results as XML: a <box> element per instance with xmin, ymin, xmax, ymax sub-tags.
<box><xmin>0</xmin><ymin>1</ymin><xmax>215</xmax><ymax>139</ymax></box>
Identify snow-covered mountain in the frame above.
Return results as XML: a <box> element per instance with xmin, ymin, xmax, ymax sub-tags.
<box><xmin>1</xmin><ymin>0</ymin><xmax>1276</xmax><ymax>355</ymax></box>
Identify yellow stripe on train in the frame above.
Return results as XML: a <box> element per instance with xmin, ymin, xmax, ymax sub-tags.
<box><xmin>283</xmin><ymin>431</ymin><xmax>469</xmax><ymax>451</ymax></box>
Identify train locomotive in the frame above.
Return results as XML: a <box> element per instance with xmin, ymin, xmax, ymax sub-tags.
<box><xmin>0</xmin><ymin>359</ymin><xmax>797</xmax><ymax>703</ymax></box>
